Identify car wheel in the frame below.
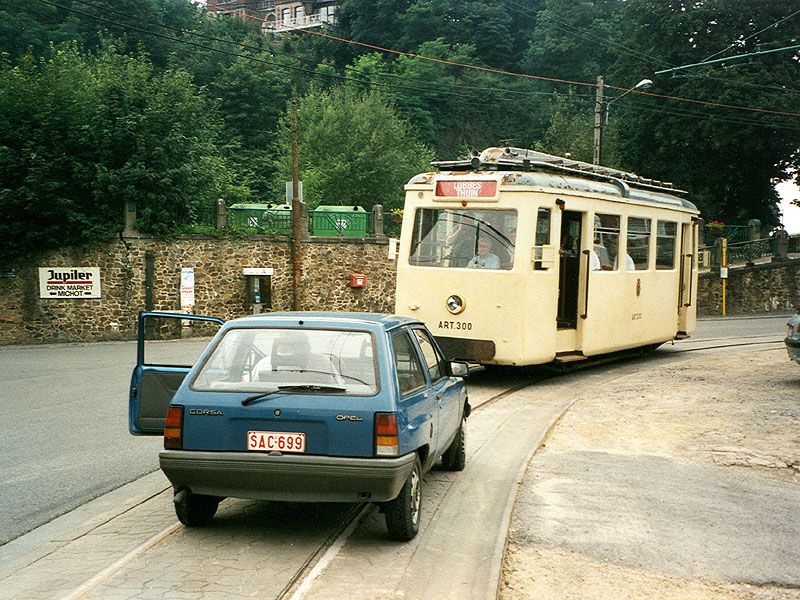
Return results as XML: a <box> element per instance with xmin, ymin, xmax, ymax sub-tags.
<box><xmin>441</xmin><ymin>415</ymin><xmax>466</xmax><ymax>472</ymax></box>
<box><xmin>384</xmin><ymin>457</ymin><xmax>422</xmax><ymax>541</ymax></box>
<box><xmin>174</xmin><ymin>490</ymin><xmax>220</xmax><ymax>527</ymax></box>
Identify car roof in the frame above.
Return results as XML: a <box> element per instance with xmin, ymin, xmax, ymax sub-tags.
<box><xmin>225</xmin><ymin>312</ymin><xmax>423</xmax><ymax>331</ymax></box>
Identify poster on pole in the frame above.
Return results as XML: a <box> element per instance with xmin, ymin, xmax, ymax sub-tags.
<box><xmin>39</xmin><ymin>267</ymin><xmax>101</xmax><ymax>299</ymax></box>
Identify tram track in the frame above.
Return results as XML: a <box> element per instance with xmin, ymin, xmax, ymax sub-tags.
<box><xmin>276</xmin><ymin>375</ymin><xmax>549</xmax><ymax>600</ymax></box>
<box><xmin>668</xmin><ymin>336</ymin><xmax>784</xmax><ymax>354</ymax></box>
<box><xmin>20</xmin><ymin>333</ymin><xmax>790</xmax><ymax>600</ymax></box>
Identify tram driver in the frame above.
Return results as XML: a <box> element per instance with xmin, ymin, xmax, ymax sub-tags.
<box><xmin>467</xmin><ymin>237</ymin><xmax>501</xmax><ymax>269</ymax></box>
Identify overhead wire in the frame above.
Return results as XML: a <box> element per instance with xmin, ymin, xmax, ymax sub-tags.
<box><xmin>26</xmin><ymin>0</ymin><xmax>601</xmax><ymax>107</ymax></box>
<box><xmin>236</xmin><ymin>8</ymin><xmax>800</xmax><ymax>119</ymax></box>
<box><xmin>701</xmin><ymin>7</ymin><xmax>800</xmax><ymax>63</ymax></box>
<box><xmin>16</xmin><ymin>0</ymin><xmax>800</xmax><ymax>124</ymax></box>
<box><xmin>500</xmin><ymin>0</ymin><xmax>800</xmax><ymax>98</ymax></box>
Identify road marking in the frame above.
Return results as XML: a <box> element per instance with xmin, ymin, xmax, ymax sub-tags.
<box><xmin>58</xmin><ymin>522</ymin><xmax>181</xmax><ymax>600</ymax></box>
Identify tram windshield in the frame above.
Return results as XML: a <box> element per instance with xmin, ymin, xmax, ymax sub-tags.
<box><xmin>409</xmin><ymin>208</ymin><xmax>517</xmax><ymax>269</ymax></box>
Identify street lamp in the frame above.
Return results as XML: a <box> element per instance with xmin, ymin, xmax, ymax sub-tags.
<box><xmin>593</xmin><ymin>76</ymin><xmax>653</xmax><ymax>165</ymax></box>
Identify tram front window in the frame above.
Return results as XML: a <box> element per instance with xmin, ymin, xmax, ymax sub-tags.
<box><xmin>409</xmin><ymin>208</ymin><xmax>517</xmax><ymax>269</ymax></box>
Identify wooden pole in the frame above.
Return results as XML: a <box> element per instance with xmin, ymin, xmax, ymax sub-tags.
<box><xmin>291</xmin><ymin>100</ymin><xmax>302</xmax><ymax>311</ymax></box>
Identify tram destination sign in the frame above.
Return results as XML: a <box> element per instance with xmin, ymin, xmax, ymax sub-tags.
<box><xmin>435</xmin><ymin>180</ymin><xmax>497</xmax><ymax>198</ymax></box>
<box><xmin>39</xmin><ymin>267</ymin><xmax>101</xmax><ymax>299</ymax></box>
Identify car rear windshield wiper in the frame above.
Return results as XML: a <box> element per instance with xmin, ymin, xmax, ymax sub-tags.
<box><xmin>241</xmin><ymin>385</ymin><xmax>346</xmax><ymax>406</ymax></box>
<box><xmin>241</xmin><ymin>391</ymin><xmax>281</xmax><ymax>406</ymax></box>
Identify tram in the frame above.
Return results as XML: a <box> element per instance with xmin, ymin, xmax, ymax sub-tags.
<box><xmin>394</xmin><ymin>147</ymin><xmax>700</xmax><ymax>366</ymax></box>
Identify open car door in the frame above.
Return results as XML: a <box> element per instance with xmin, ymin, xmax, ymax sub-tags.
<box><xmin>129</xmin><ymin>311</ymin><xmax>224</xmax><ymax>435</ymax></box>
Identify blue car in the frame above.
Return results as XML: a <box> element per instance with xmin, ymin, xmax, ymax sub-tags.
<box><xmin>129</xmin><ymin>311</ymin><xmax>470</xmax><ymax>540</ymax></box>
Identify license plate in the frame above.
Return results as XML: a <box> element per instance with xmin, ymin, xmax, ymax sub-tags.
<box><xmin>247</xmin><ymin>431</ymin><xmax>306</xmax><ymax>453</ymax></box>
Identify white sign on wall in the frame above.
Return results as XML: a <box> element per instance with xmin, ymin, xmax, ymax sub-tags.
<box><xmin>181</xmin><ymin>267</ymin><xmax>195</xmax><ymax>309</ymax></box>
<box><xmin>39</xmin><ymin>267</ymin><xmax>101</xmax><ymax>299</ymax></box>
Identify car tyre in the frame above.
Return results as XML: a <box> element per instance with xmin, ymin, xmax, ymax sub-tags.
<box><xmin>384</xmin><ymin>457</ymin><xmax>422</xmax><ymax>541</ymax></box>
<box><xmin>174</xmin><ymin>491</ymin><xmax>220</xmax><ymax>527</ymax></box>
<box><xmin>441</xmin><ymin>415</ymin><xmax>466</xmax><ymax>471</ymax></box>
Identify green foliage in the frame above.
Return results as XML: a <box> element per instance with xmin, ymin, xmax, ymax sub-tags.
<box><xmin>0</xmin><ymin>46</ymin><xmax>230</xmax><ymax>262</ymax></box>
<box><xmin>272</xmin><ymin>87</ymin><xmax>434</xmax><ymax>212</ymax></box>
<box><xmin>608</xmin><ymin>0</ymin><xmax>800</xmax><ymax>226</ymax></box>
<box><xmin>0</xmin><ymin>0</ymin><xmax>796</xmax><ymax>248</ymax></box>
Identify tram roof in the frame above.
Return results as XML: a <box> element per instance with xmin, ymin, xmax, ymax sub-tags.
<box><xmin>428</xmin><ymin>147</ymin><xmax>697</xmax><ymax>211</ymax></box>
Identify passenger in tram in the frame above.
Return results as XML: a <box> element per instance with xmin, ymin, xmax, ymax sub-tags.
<box><xmin>607</xmin><ymin>235</ymin><xmax>634</xmax><ymax>271</ymax></box>
<box><xmin>466</xmin><ymin>238</ymin><xmax>501</xmax><ymax>269</ymax></box>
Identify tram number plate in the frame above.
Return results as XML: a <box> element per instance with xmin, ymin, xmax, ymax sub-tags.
<box><xmin>247</xmin><ymin>431</ymin><xmax>306</xmax><ymax>453</ymax></box>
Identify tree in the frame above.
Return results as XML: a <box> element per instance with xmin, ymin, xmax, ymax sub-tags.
<box><xmin>207</xmin><ymin>53</ymin><xmax>293</xmax><ymax>199</ymax></box>
<box><xmin>0</xmin><ymin>46</ymin><xmax>230</xmax><ymax>262</ymax></box>
<box><xmin>0</xmin><ymin>0</ymin><xmax>205</xmax><ymax>68</ymax></box>
<box><xmin>271</xmin><ymin>86</ymin><xmax>434</xmax><ymax>212</ymax></box>
<box><xmin>609</xmin><ymin>0</ymin><xmax>800</xmax><ymax>225</ymax></box>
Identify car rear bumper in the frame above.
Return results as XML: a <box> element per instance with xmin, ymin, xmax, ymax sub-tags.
<box><xmin>159</xmin><ymin>450</ymin><xmax>416</xmax><ymax>503</ymax></box>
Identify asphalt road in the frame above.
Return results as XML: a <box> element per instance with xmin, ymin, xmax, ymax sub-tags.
<box><xmin>0</xmin><ymin>313</ymin><xmax>791</xmax><ymax>548</ymax></box>
<box><xmin>0</xmin><ymin>338</ymin><xmax>210</xmax><ymax>546</ymax></box>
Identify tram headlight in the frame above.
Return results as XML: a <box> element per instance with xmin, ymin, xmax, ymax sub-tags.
<box><xmin>446</xmin><ymin>295</ymin><xmax>465</xmax><ymax>315</ymax></box>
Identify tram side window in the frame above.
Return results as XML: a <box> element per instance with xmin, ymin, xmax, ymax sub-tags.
<box><xmin>592</xmin><ymin>214</ymin><xmax>622</xmax><ymax>271</ymax></box>
<box><xmin>656</xmin><ymin>221</ymin><xmax>678</xmax><ymax>270</ymax></box>
<box><xmin>627</xmin><ymin>217</ymin><xmax>651</xmax><ymax>271</ymax></box>
<box><xmin>533</xmin><ymin>208</ymin><xmax>551</xmax><ymax>271</ymax></box>
<box><xmin>408</xmin><ymin>208</ymin><xmax>518</xmax><ymax>269</ymax></box>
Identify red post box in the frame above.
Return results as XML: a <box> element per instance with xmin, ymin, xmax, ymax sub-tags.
<box><xmin>349</xmin><ymin>273</ymin><xmax>366</xmax><ymax>288</ymax></box>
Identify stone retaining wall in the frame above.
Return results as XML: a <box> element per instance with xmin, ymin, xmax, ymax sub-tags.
<box><xmin>2</xmin><ymin>237</ymin><xmax>799</xmax><ymax>345</ymax></box>
<box><xmin>697</xmin><ymin>260</ymin><xmax>800</xmax><ymax>316</ymax></box>
<box><xmin>0</xmin><ymin>235</ymin><xmax>395</xmax><ymax>345</ymax></box>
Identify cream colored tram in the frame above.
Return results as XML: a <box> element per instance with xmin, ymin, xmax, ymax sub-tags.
<box><xmin>394</xmin><ymin>147</ymin><xmax>699</xmax><ymax>366</ymax></box>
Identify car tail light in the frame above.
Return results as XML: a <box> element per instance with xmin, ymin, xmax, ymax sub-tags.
<box><xmin>375</xmin><ymin>412</ymin><xmax>399</xmax><ymax>456</ymax></box>
<box><xmin>164</xmin><ymin>405</ymin><xmax>184</xmax><ymax>449</ymax></box>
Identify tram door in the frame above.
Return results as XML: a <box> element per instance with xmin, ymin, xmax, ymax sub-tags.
<box><xmin>557</xmin><ymin>211</ymin><xmax>583</xmax><ymax>329</ymax></box>
<box><xmin>678</xmin><ymin>221</ymin><xmax>697</xmax><ymax>334</ymax></box>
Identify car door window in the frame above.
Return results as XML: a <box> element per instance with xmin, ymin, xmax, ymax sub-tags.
<box><xmin>392</xmin><ymin>331</ymin><xmax>427</xmax><ymax>395</ymax></box>
<box><xmin>412</xmin><ymin>328</ymin><xmax>446</xmax><ymax>383</ymax></box>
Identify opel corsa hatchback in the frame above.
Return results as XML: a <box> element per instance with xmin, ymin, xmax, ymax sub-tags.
<box><xmin>129</xmin><ymin>311</ymin><xmax>470</xmax><ymax>540</ymax></box>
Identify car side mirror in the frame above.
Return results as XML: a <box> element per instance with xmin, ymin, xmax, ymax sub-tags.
<box><xmin>450</xmin><ymin>361</ymin><xmax>469</xmax><ymax>378</ymax></box>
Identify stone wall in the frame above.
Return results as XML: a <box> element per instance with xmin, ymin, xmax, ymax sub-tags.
<box><xmin>0</xmin><ymin>235</ymin><xmax>396</xmax><ymax>345</ymax></box>
<box><xmin>3</xmin><ymin>237</ymin><xmax>800</xmax><ymax>345</ymax></box>
<box><xmin>697</xmin><ymin>259</ymin><xmax>800</xmax><ymax>315</ymax></box>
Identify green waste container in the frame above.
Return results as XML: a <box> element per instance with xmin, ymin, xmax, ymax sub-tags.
<box><xmin>260</xmin><ymin>205</ymin><xmax>293</xmax><ymax>235</ymax></box>
<box><xmin>228</xmin><ymin>203</ymin><xmax>271</xmax><ymax>228</ymax></box>
<box><xmin>312</xmin><ymin>205</ymin><xmax>368</xmax><ymax>238</ymax></box>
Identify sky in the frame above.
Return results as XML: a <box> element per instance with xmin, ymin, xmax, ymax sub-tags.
<box><xmin>777</xmin><ymin>180</ymin><xmax>800</xmax><ymax>234</ymax></box>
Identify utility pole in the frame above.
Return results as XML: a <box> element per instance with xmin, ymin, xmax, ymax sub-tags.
<box><xmin>291</xmin><ymin>100</ymin><xmax>302</xmax><ymax>311</ymax></box>
<box><xmin>593</xmin><ymin>75</ymin><xmax>605</xmax><ymax>166</ymax></box>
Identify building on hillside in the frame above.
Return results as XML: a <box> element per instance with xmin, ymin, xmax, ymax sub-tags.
<box><xmin>206</xmin><ymin>1</ymin><xmax>337</xmax><ymax>33</ymax></box>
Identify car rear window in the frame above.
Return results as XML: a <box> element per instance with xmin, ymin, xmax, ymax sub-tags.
<box><xmin>192</xmin><ymin>328</ymin><xmax>378</xmax><ymax>396</ymax></box>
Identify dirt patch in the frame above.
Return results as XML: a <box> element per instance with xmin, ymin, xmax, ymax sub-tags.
<box><xmin>501</xmin><ymin>348</ymin><xmax>800</xmax><ymax>600</ymax></box>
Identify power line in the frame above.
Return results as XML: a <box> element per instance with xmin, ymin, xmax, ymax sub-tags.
<box><xmin>16</xmin><ymin>0</ymin><xmax>800</xmax><ymax>126</ymax></box>
<box><xmin>500</xmin><ymin>0</ymin><xmax>800</xmax><ymax>97</ymax></box>
<box><xmin>233</xmin><ymin>6</ymin><xmax>800</xmax><ymax>119</ymax></box>
<box><xmin>20</xmin><ymin>0</ymin><xmax>598</xmax><ymax>118</ymax></box>
<box><xmin>702</xmin><ymin>8</ymin><xmax>800</xmax><ymax>63</ymax></box>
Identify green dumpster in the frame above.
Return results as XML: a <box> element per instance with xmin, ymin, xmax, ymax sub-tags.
<box><xmin>228</xmin><ymin>203</ymin><xmax>271</xmax><ymax>228</ymax></box>
<box><xmin>312</xmin><ymin>205</ymin><xmax>369</xmax><ymax>238</ymax></box>
<box><xmin>260</xmin><ymin>205</ymin><xmax>293</xmax><ymax>234</ymax></box>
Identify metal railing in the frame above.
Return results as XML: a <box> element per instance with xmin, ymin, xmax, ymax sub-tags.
<box><xmin>698</xmin><ymin>233</ymin><xmax>796</xmax><ymax>268</ymax></box>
